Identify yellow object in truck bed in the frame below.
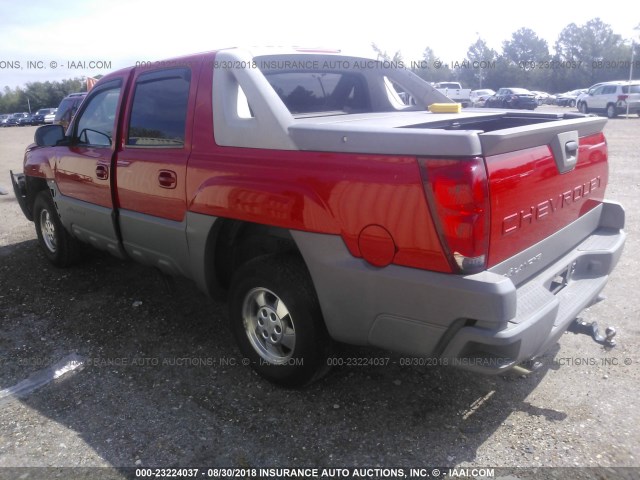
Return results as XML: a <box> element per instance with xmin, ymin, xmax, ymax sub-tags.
<box><xmin>428</xmin><ymin>103</ymin><xmax>462</xmax><ymax>113</ymax></box>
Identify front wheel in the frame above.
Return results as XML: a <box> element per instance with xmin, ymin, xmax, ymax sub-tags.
<box><xmin>569</xmin><ymin>99</ymin><xmax>576</xmax><ymax>108</ymax></box>
<box><xmin>228</xmin><ymin>254</ymin><xmax>331</xmax><ymax>386</ymax></box>
<box><xmin>579</xmin><ymin>102</ymin><xmax>589</xmax><ymax>114</ymax></box>
<box><xmin>33</xmin><ymin>191</ymin><xmax>81</xmax><ymax>267</ymax></box>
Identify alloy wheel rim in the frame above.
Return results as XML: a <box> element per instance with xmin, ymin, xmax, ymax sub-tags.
<box><xmin>242</xmin><ymin>287</ymin><xmax>296</xmax><ymax>364</ymax></box>
<box><xmin>40</xmin><ymin>209</ymin><xmax>57</xmax><ymax>253</ymax></box>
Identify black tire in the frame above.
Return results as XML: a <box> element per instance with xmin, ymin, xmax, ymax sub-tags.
<box><xmin>606</xmin><ymin>104</ymin><xmax>617</xmax><ymax>119</ymax></box>
<box><xmin>228</xmin><ymin>254</ymin><xmax>331</xmax><ymax>387</ymax></box>
<box><xmin>569</xmin><ymin>99</ymin><xmax>576</xmax><ymax>108</ymax></box>
<box><xmin>579</xmin><ymin>102</ymin><xmax>589</xmax><ymax>114</ymax></box>
<box><xmin>33</xmin><ymin>190</ymin><xmax>81</xmax><ymax>267</ymax></box>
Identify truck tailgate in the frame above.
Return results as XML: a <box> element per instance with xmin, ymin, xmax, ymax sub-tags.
<box><xmin>479</xmin><ymin>116</ymin><xmax>609</xmax><ymax>269</ymax></box>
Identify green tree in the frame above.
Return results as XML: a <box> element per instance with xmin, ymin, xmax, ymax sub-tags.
<box><xmin>456</xmin><ymin>37</ymin><xmax>498</xmax><ymax>89</ymax></box>
<box><xmin>503</xmin><ymin>28</ymin><xmax>549</xmax><ymax>64</ymax></box>
<box><xmin>371</xmin><ymin>42</ymin><xmax>403</xmax><ymax>63</ymax></box>
<box><xmin>412</xmin><ymin>47</ymin><xmax>451</xmax><ymax>83</ymax></box>
<box><xmin>498</xmin><ymin>28</ymin><xmax>550</xmax><ymax>90</ymax></box>
<box><xmin>554</xmin><ymin>18</ymin><xmax>628</xmax><ymax>87</ymax></box>
<box><xmin>0</xmin><ymin>77</ymin><xmax>84</xmax><ymax>114</ymax></box>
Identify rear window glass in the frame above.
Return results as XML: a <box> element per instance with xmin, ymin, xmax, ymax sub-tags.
<box><xmin>264</xmin><ymin>71</ymin><xmax>370</xmax><ymax>114</ymax></box>
<box><xmin>127</xmin><ymin>68</ymin><xmax>190</xmax><ymax>147</ymax></box>
<box><xmin>622</xmin><ymin>85</ymin><xmax>640</xmax><ymax>94</ymax></box>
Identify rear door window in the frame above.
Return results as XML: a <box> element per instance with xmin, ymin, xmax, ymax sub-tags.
<box><xmin>127</xmin><ymin>68</ymin><xmax>191</xmax><ymax>147</ymax></box>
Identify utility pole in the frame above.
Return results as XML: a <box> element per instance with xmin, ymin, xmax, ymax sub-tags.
<box><xmin>629</xmin><ymin>25</ymin><xmax>639</xmax><ymax>117</ymax></box>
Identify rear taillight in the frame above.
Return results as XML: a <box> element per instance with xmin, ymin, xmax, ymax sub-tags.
<box><xmin>419</xmin><ymin>157</ymin><xmax>490</xmax><ymax>274</ymax></box>
<box><xmin>617</xmin><ymin>95</ymin><xmax>628</xmax><ymax>102</ymax></box>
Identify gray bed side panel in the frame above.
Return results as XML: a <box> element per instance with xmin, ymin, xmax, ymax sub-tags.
<box><xmin>288</xmin><ymin>124</ymin><xmax>483</xmax><ymax>157</ymax></box>
<box><xmin>291</xmin><ymin>200</ymin><xmax>624</xmax><ymax>360</ymax></box>
<box><xmin>290</xmin><ymin>230</ymin><xmax>516</xmax><ymax>350</ymax></box>
<box><xmin>212</xmin><ymin>50</ymin><xmax>296</xmax><ymax>150</ymax></box>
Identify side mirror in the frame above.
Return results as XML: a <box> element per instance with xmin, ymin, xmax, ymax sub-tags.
<box><xmin>34</xmin><ymin>124</ymin><xmax>65</xmax><ymax>146</ymax></box>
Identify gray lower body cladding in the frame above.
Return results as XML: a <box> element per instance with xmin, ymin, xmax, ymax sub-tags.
<box><xmin>44</xmin><ymin>182</ymin><xmax>626</xmax><ymax>373</ymax></box>
<box><xmin>292</xmin><ymin>201</ymin><xmax>625</xmax><ymax>373</ymax></box>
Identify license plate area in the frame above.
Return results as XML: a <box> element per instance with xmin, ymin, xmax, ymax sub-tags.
<box><xmin>548</xmin><ymin>262</ymin><xmax>575</xmax><ymax>294</ymax></box>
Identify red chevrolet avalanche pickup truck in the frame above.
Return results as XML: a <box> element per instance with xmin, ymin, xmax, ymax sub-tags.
<box><xmin>11</xmin><ymin>47</ymin><xmax>625</xmax><ymax>386</ymax></box>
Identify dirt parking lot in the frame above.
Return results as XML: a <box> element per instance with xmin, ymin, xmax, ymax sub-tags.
<box><xmin>0</xmin><ymin>107</ymin><xmax>638</xmax><ymax>479</ymax></box>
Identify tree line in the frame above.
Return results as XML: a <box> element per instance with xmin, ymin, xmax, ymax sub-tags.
<box><xmin>0</xmin><ymin>78</ymin><xmax>87</xmax><ymax>114</ymax></box>
<box><xmin>375</xmin><ymin>18</ymin><xmax>640</xmax><ymax>93</ymax></box>
<box><xmin>2</xmin><ymin>17</ymin><xmax>637</xmax><ymax>114</ymax></box>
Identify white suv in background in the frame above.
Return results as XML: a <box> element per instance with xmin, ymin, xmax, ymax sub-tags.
<box><xmin>578</xmin><ymin>81</ymin><xmax>640</xmax><ymax>118</ymax></box>
<box><xmin>576</xmin><ymin>82</ymin><xmax>606</xmax><ymax>112</ymax></box>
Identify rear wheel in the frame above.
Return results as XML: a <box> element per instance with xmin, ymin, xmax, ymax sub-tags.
<box><xmin>606</xmin><ymin>104</ymin><xmax>617</xmax><ymax>119</ymax></box>
<box><xmin>569</xmin><ymin>99</ymin><xmax>576</xmax><ymax>108</ymax></box>
<box><xmin>33</xmin><ymin>191</ymin><xmax>81</xmax><ymax>267</ymax></box>
<box><xmin>228</xmin><ymin>254</ymin><xmax>331</xmax><ymax>386</ymax></box>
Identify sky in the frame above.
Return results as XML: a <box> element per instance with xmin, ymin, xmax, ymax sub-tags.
<box><xmin>0</xmin><ymin>0</ymin><xmax>638</xmax><ymax>89</ymax></box>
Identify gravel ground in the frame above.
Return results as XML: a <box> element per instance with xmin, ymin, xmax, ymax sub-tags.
<box><xmin>0</xmin><ymin>107</ymin><xmax>638</xmax><ymax>479</ymax></box>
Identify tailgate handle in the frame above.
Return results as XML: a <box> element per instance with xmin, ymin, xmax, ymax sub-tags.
<box><xmin>550</xmin><ymin>131</ymin><xmax>579</xmax><ymax>173</ymax></box>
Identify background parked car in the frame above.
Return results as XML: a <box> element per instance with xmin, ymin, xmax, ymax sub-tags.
<box><xmin>44</xmin><ymin>109</ymin><xmax>57</xmax><ymax>124</ymax></box>
<box><xmin>470</xmin><ymin>89</ymin><xmax>495</xmax><ymax>107</ymax></box>
<box><xmin>578</xmin><ymin>81</ymin><xmax>640</xmax><ymax>118</ymax></box>
<box><xmin>0</xmin><ymin>114</ymin><xmax>9</xmax><ymax>126</ymax></box>
<box><xmin>555</xmin><ymin>89</ymin><xmax>586</xmax><ymax>107</ymax></box>
<box><xmin>53</xmin><ymin>93</ymin><xmax>87</xmax><ymax>130</ymax></box>
<box><xmin>2</xmin><ymin>112</ymin><xmax>29</xmax><ymax>127</ymax></box>
<box><xmin>576</xmin><ymin>83</ymin><xmax>607</xmax><ymax>111</ymax></box>
<box><xmin>30</xmin><ymin>108</ymin><xmax>57</xmax><ymax>125</ymax></box>
<box><xmin>17</xmin><ymin>114</ymin><xmax>35</xmax><ymax>126</ymax></box>
<box><xmin>484</xmin><ymin>88</ymin><xmax>537</xmax><ymax>110</ymax></box>
<box><xmin>531</xmin><ymin>91</ymin><xmax>553</xmax><ymax>105</ymax></box>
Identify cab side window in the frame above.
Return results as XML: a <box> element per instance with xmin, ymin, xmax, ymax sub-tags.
<box><xmin>127</xmin><ymin>68</ymin><xmax>191</xmax><ymax>147</ymax></box>
<box><xmin>75</xmin><ymin>86</ymin><xmax>121</xmax><ymax>146</ymax></box>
